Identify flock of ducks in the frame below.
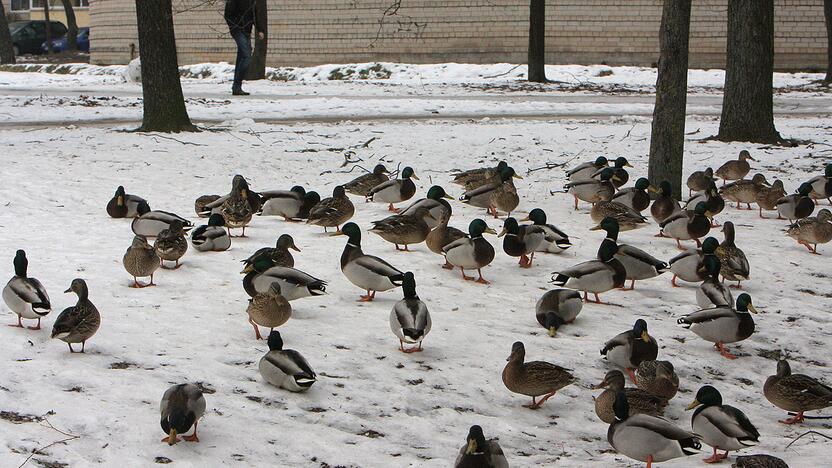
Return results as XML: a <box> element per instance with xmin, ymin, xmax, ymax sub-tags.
<box><xmin>3</xmin><ymin>152</ymin><xmax>831</xmax><ymax>466</ymax></box>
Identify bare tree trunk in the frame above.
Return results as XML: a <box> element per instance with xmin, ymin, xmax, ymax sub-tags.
<box><xmin>716</xmin><ymin>0</ymin><xmax>780</xmax><ymax>143</ymax></box>
<box><xmin>825</xmin><ymin>0</ymin><xmax>831</xmax><ymax>82</ymax></box>
<box><xmin>245</xmin><ymin>0</ymin><xmax>268</xmax><ymax>80</ymax></box>
<box><xmin>527</xmin><ymin>0</ymin><xmax>547</xmax><ymax>83</ymax></box>
<box><xmin>135</xmin><ymin>0</ymin><xmax>196</xmax><ymax>133</ymax></box>
<box><xmin>44</xmin><ymin>1</ymin><xmax>53</xmax><ymax>55</ymax></box>
<box><xmin>648</xmin><ymin>0</ymin><xmax>691</xmax><ymax>200</ymax></box>
<box><xmin>60</xmin><ymin>0</ymin><xmax>79</xmax><ymax>51</ymax></box>
<box><xmin>0</xmin><ymin>1</ymin><xmax>15</xmax><ymax>64</ymax></box>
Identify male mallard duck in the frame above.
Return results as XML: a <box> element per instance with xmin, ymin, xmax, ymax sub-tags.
<box><xmin>160</xmin><ymin>383</ymin><xmax>206</xmax><ymax>445</ymax></box>
<box><xmin>502</xmin><ymin>341</ymin><xmax>576</xmax><ymax>409</ymax></box>
<box><xmin>295</xmin><ymin>191</ymin><xmax>321</xmax><ymax>221</ymax></box>
<box><xmin>649</xmin><ymin>181</ymin><xmax>682</xmax><ymax>228</ymax></box>
<box><xmin>399</xmin><ymin>185</ymin><xmax>453</xmax><ymax>229</ymax></box>
<box><xmin>443</xmin><ymin>219</ymin><xmax>497</xmax><ymax>284</ymax></box>
<box><xmin>806</xmin><ymin>163</ymin><xmax>832</xmax><ymax>203</ymax></box>
<box><xmin>241</xmin><ymin>234</ymin><xmax>300</xmax><ymax>271</ymax></box>
<box><xmin>720</xmin><ymin>174</ymin><xmax>769</xmax><ymax>210</ymax></box>
<box><xmin>764</xmin><ymin>359</ymin><xmax>832</xmax><ymax>425</ymax></box>
<box><xmin>687</xmin><ymin>181</ymin><xmax>725</xmax><ymax>226</ymax></box>
<box><xmin>660</xmin><ymin>202</ymin><xmax>711</xmax><ymax>250</ymax></box>
<box><xmin>776</xmin><ymin>182</ymin><xmax>815</xmax><ymax>223</ymax></box>
<box><xmin>154</xmin><ymin>219</ymin><xmax>188</xmax><ymax>269</ymax></box>
<box><xmin>426</xmin><ymin>210</ymin><xmax>467</xmax><ymax>269</ymax></box>
<box><xmin>677</xmin><ymin>293</ymin><xmax>757</xmax><ymax>359</ymax></box>
<box><xmin>259</xmin><ymin>330</ymin><xmax>316</xmax><ymax>392</ymax></box>
<box><xmin>614</xmin><ymin>243</ymin><xmax>668</xmax><ymax>291</ymax></box>
<box><xmin>565</xmin><ymin>167</ymin><xmax>617</xmax><ymax>210</ymax></box>
<box><xmin>190</xmin><ymin>214</ymin><xmax>231</xmax><ymax>252</ymax></box>
<box><xmin>336</xmin><ymin>222</ymin><xmax>404</xmax><ymax>301</ymax></box>
<box><xmin>669</xmin><ymin>236</ymin><xmax>719</xmax><ymax>287</ymax></box>
<box><xmin>3</xmin><ymin>250</ymin><xmax>50</xmax><ymax>329</ymax></box>
<box><xmin>601</xmin><ymin>319</ymin><xmax>658</xmax><ymax>384</ymax></box>
<box><xmin>242</xmin><ymin>257</ymin><xmax>326</xmax><ymax>300</ymax></box>
<box><xmin>390</xmin><ymin>272</ymin><xmax>431</xmax><ymax>353</ymax></box>
<box><xmin>307</xmin><ymin>185</ymin><xmax>355</xmax><ymax>232</ymax></box>
<box><xmin>107</xmin><ymin>186</ymin><xmax>148</xmax><ymax>218</ymax></box>
<box><xmin>636</xmin><ymin>360</ymin><xmax>679</xmax><ymax>401</ymax></box>
<box><xmin>499</xmin><ymin>217</ymin><xmax>545</xmax><ymax>268</ymax></box>
<box><xmin>343</xmin><ymin>164</ymin><xmax>390</xmax><ymax>199</ymax></box>
<box><xmin>452</xmin><ymin>160</ymin><xmax>508</xmax><ymax>190</ymax></box>
<box><xmin>715</xmin><ymin>222</ymin><xmax>750</xmax><ymax>288</ymax></box>
<box><xmin>369</xmin><ymin>207</ymin><xmax>434</xmax><ymax>251</ymax></box>
<box><xmin>566</xmin><ymin>156</ymin><xmax>608</xmax><ymax>182</ymax></box>
<box><xmin>194</xmin><ymin>194</ymin><xmax>220</xmax><ymax>218</ymax></box>
<box><xmin>454</xmin><ymin>425</ymin><xmax>509</xmax><ymax>468</ymax></box>
<box><xmin>591</xmin><ymin>200</ymin><xmax>649</xmax><ymax>231</ymax></box>
<box><xmin>715</xmin><ymin>150</ymin><xmax>755</xmax><ymax>186</ymax></box>
<box><xmin>535</xmin><ymin>289</ymin><xmax>582</xmax><ymax>337</ymax></box>
<box><xmin>686</xmin><ymin>385</ymin><xmax>760</xmax><ymax>463</ymax></box>
<box><xmin>593</xmin><ymin>370</ymin><xmax>667</xmax><ymax>424</ymax></box>
<box><xmin>696</xmin><ymin>255</ymin><xmax>733</xmax><ymax>309</ymax></box>
<box><xmin>754</xmin><ymin>179</ymin><xmax>786</xmax><ymax>219</ymax></box>
<box><xmin>247</xmin><ymin>282</ymin><xmax>291</xmax><ymax>340</ymax></box>
<box><xmin>687</xmin><ymin>168</ymin><xmax>714</xmax><ymax>196</ymax></box>
<box><xmin>592</xmin><ymin>156</ymin><xmax>631</xmax><ymax>188</ymax></box>
<box><xmin>786</xmin><ymin>208</ymin><xmax>832</xmax><ymax>254</ymax></box>
<box><xmin>732</xmin><ymin>455</ymin><xmax>789</xmax><ymax>468</ymax></box>
<box><xmin>612</xmin><ymin>177</ymin><xmax>653</xmax><ymax>213</ymax></box>
<box><xmin>460</xmin><ymin>166</ymin><xmax>521</xmax><ymax>218</ymax></box>
<box><xmin>220</xmin><ymin>177</ymin><xmax>253</xmax><ymax>237</ymax></box>
<box><xmin>368</xmin><ymin>166</ymin><xmax>419</xmax><ymax>212</ymax></box>
<box><xmin>520</xmin><ymin>208</ymin><xmax>571</xmax><ymax>254</ymax></box>
<box><xmin>607</xmin><ymin>392</ymin><xmax>701</xmax><ymax>468</ymax></box>
<box><xmin>51</xmin><ymin>278</ymin><xmax>100</xmax><ymax>353</ymax></box>
<box><xmin>551</xmin><ymin>219</ymin><xmax>626</xmax><ymax>303</ymax></box>
<box><xmin>131</xmin><ymin>208</ymin><xmax>192</xmax><ymax>238</ymax></box>
<box><xmin>123</xmin><ymin>235</ymin><xmax>160</xmax><ymax>288</ymax></box>
<box><xmin>259</xmin><ymin>186</ymin><xmax>308</xmax><ymax>220</ymax></box>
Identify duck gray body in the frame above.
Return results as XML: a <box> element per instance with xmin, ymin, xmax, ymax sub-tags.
<box><xmin>535</xmin><ymin>289</ymin><xmax>582</xmax><ymax>326</ymax></box>
<box><xmin>608</xmin><ymin>412</ymin><xmax>701</xmax><ymax>464</ymax></box>
<box><xmin>3</xmin><ymin>251</ymin><xmax>51</xmax><ymax>325</ymax></box>
<box><xmin>615</xmin><ymin>244</ymin><xmax>668</xmax><ymax>287</ymax></box>
<box><xmin>243</xmin><ymin>266</ymin><xmax>327</xmax><ymax>300</ymax></box>
<box><xmin>190</xmin><ymin>224</ymin><xmax>231</xmax><ymax>252</ymax></box>
<box><xmin>259</xmin><ymin>332</ymin><xmax>317</xmax><ymax>392</ymax></box>
<box><xmin>132</xmin><ymin>211</ymin><xmax>192</xmax><ymax>238</ymax></box>
<box><xmin>123</xmin><ymin>235</ymin><xmax>160</xmax><ymax>286</ymax></box>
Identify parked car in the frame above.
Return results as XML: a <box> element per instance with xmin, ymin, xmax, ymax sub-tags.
<box><xmin>8</xmin><ymin>20</ymin><xmax>68</xmax><ymax>56</ymax></box>
<box><xmin>41</xmin><ymin>27</ymin><xmax>90</xmax><ymax>54</ymax></box>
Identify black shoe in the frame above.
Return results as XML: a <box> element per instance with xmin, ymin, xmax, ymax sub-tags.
<box><xmin>232</xmin><ymin>88</ymin><xmax>250</xmax><ymax>96</ymax></box>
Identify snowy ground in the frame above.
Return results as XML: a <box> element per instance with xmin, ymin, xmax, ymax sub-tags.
<box><xmin>0</xmin><ymin>65</ymin><xmax>831</xmax><ymax>467</ymax></box>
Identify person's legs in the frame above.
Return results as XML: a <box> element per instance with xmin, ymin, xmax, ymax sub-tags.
<box><xmin>231</xmin><ymin>30</ymin><xmax>252</xmax><ymax>93</ymax></box>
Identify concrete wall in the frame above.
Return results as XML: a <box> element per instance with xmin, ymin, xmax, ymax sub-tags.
<box><xmin>89</xmin><ymin>0</ymin><xmax>829</xmax><ymax>71</ymax></box>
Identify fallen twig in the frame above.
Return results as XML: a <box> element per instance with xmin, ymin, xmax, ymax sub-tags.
<box><xmin>785</xmin><ymin>430</ymin><xmax>832</xmax><ymax>450</ymax></box>
<box><xmin>149</xmin><ymin>134</ymin><xmax>206</xmax><ymax>146</ymax></box>
<box><xmin>18</xmin><ymin>418</ymin><xmax>80</xmax><ymax>468</ymax></box>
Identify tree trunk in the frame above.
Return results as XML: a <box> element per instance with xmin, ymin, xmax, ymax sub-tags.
<box><xmin>716</xmin><ymin>0</ymin><xmax>780</xmax><ymax>143</ymax></box>
<box><xmin>825</xmin><ymin>0</ymin><xmax>831</xmax><ymax>82</ymax></box>
<box><xmin>527</xmin><ymin>0</ymin><xmax>547</xmax><ymax>83</ymax></box>
<box><xmin>60</xmin><ymin>0</ymin><xmax>79</xmax><ymax>51</ymax></box>
<box><xmin>648</xmin><ymin>0</ymin><xmax>691</xmax><ymax>200</ymax></box>
<box><xmin>43</xmin><ymin>1</ymin><xmax>53</xmax><ymax>55</ymax></box>
<box><xmin>135</xmin><ymin>0</ymin><xmax>196</xmax><ymax>132</ymax></box>
<box><xmin>245</xmin><ymin>0</ymin><xmax>268</xmax><ymax>80</ymax></box>
<box><xmin>0</xmin><ymin>1</ymin><xmax>15</xmax><ymax>64</ymax></box>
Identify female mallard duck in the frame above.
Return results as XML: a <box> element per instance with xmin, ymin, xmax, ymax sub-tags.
<box><xmin>460</xmin><ymin>167</ymin><xmax>521</xmax><ymax>218</ymax></box>
<box><xmin>567</xmin><ymin>156</ymin><xmax>608</xmax><ymax>182</ymax></box>
<box><xmin>190</xmin><ymin>214</ymin><xmax>231</xmax><ymax>252</ymax></box>
<box><xmin>198</xmin><ymin>175</ymin><xmax>262</xmax><ymax>216</ymax></box>
<box><xmin>696</xmin><ymin>255</ymin><xmax>733</xmax><ymax>309</ymax></box>
<box><xmin>107</xmin><ymin>186</ymin><xmax>148</xmax><ymax>218</ymax></box>
<box><xmin>452</xmin><ymin>160</ymin><xmax>508</xmax><ymax>190</ymax></box>
<box><xmin>242</xmin><ymin>257</ymin><xmax>327</xmax><ymax>300</ymax></box>
<box><xmin>806</xmin><ymin>163</ymin><xmax>832</xmax><ymax>203</ymax></box>
<box><xmin>607</xmin><ymin>392</ymin><xmax>701</xmax><ymax>468</ymax></box>
<box><xmin>636</xmin><ymin>360</ymin><xmax>679</xmax><ymax>401</ymax></box>
<box><xmin>499</xmin><ymin>217</ymin><xmax>545</xmax><ymax>268</ymax></box>
<box><xmin>686</xmin><ymin>385</ymin><xmax>760</xmax><ymax>463</ymax></box>
<box><xmin>786</xmin><ymin>208</ymin><xmax>832</xmax><ymax>254</ymax></box>
<box><xmin>259</xmin><ymin>330</ymin><xmax>316</xmax><ymax>392</ymax></box>
<box><xmin>649</xmin><ymin>181</ymin><xmax>682</xmax><ymax>228</ymax></box>
<box><xmin>131</xmin><ymin>207</ymin><xmax>192</xmax><ymax>238</ymax></box>
<box><xmin>600</xmin><ymin>319</ymin><xmax>658</xmax><ymax>384</ymax></box>
<box><xmin>755</xmin><ymin>179</ymin><xmax>786</xmax><ymax>219</ymax></box>
<box><xmin>259</xmin><ymin>186</ymin><xmax>307</xmax><ymax>220</ymax></box>
<box><xmin>399</xmin><ymin>185</ymin><xmax>453</xmax><ymax>229</ymax></box>
<box><xmin>593</xmin><ymin>370</ymin><xmax>667</xmax><ymax>424</ymax></box>
<box><xmin>368</xmin><ymin>166</ymin><xmax>419</xmax><ymax>212</ymax></box>
<box><xmin>426</xmin><ymin>210</ymin><xmax>467</xmax><ymax>269</ymax></box>
<box><xmin>715</xmin><ymin>222</ymin><xmax>750</xmax><ymax>288</ymax></box>
<box><xmin>154</xmin><ymin>219</ymin><xmax>188</xmax><ymax>269</ymax></box>
<box><xmin>3</xmin><ymin>250</ymin><xmax>50</xmax><ymax>329</ymax></box>
<box><xmin>343</xmin><ymin>164</ymin><xmax>390</xmax><ymax>199</ymax></box>
<box><xmin>535</xmin><ymin>289</ymin><xmax>582</xmax><ymax>337</ymax></box>
<box><xmin>220</xmin><ymin>177</ymin><xmax>253</xmax><ymax>237</ymax></box>
<box><xmin>614</xmin><ymin>243</ymin><xmax>668</xmax><ymax>291</ymax></box>
<box><xmin>390</xmin><ymin>272</ymin><xmax>431</xmax><ymax>353</ymax></box>
<box><xmin>612</xmin><ymin>177</ymin><xmax>653</xmax><ymax>213</ymax></box>
<box><xmin>454</xmin><ymin>425</ymin><xmax>509</xmax><ymax>468</ymax></box>
<box><xmin>502</xmin><ymin>341</ymin><xmax>576</xmax><ymax>409</ymax></box>
<box><xmin>160</xmin><ymin>383</ymin><xmax>206</xmax><ymax>445</ymax></box>
<box><xmin>592</xmin><ymin>156</ymin><xmax>632</xmax><ymax>188</ymax></box>
<box><xmin>733</xmin><ymin>455</ymin><xmax>789</xmax><ymax>468</ymax></box>
<box><xmin>247</xmin><ymin>282</ymin><xmax>291</xmax><ymax>340</ymax></box>
<box><xmin>660</xmin><ymin>202</ymin><xmax>711</xmax><ymax>250</ymax></box>
<box><xmin>677</xmin><ymin>293</ymin><xmax>757</xmax><ymax>359</ymax></box>
<box><xmin>443</xmin><ymin>219</ymin><xmax>497</xmax><ymax>283</ymax></box>
<box><xmin>776</xmin><ymin>182</ymin><xmax>816</xmax><ymax>223</ymax></box>
<box><xmin>520</xmin><ymin>208</ymin><xmax>571</xmax><ymax>254</ymax></box>
<box><xmin>307</xmin><ymin>185</ymin><xmax>355</xmax><ymax>232</ymax></box>
<box><xmin>720</xmin><ymin>174</ymin><xmax>769</xmax><ymax>210</ymax></box>
<box><xmin>669</xmin><ymin>236</ymin><xmax>719</xmax><ymax>287</ymax></box>
<box><xmin>336</xmin><ymin>222</ymin><xmax>404</xmax><ymax>301</ymax></box>
<box><xmin>369</xmin><ymin>207</ymin><xmax>434</xmax><ymax>251</ymax></box>
<box><xmin>194</xmin><ymin>194</ymin><xmax>220</xmax><ymax>218</ymax></box>
<box><xmin>551</xmin><ymin>219</ymin><xmax>626</xmax><ymax>303</ymax></box>
<box><xmin>51</xmin><ymin>278</ymin><xmax>100</xmax><ymax>353</ymax></box>
<box><xmin>687</xmin><ymin>168</ymin><xmax>714</xmax><ymax>196</ymax></box>
<box><xmin>591</xmin><ymin>200</ymin><xmax>649</xmax><ymax>231</ymax></box>
<box><xmin>242</xmin><ymin>234</ymin><xmax>300</xmax><ymax>271</ymax></box>
<box><xmin>715</xmin><ymin>150</ymin><xmax>755</xmax><ymax>186</ymax></box>
<box><xmin>565</xmin><ymin>167</ymin><xmax>617</xmax><ymax>210</ymax></box>
<box><xmin>686</xmin><ymin>181</ymin><xmax>725</xmax><ymax>226</ymax></box>
<box><xmin>123</xmin><ymin>235</ymin><xmax>160</xmax><ymax>288</ymax></box>
<box><xmin>764</xmin><ymin>359</ymin><xmax>832</xmax><ymax>425</ymax></box>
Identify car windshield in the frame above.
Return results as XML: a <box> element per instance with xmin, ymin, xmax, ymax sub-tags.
<box><xmin>8</xmin><ymin>22</ymin><xmax>27</xmax><ymax>35</ymax></box>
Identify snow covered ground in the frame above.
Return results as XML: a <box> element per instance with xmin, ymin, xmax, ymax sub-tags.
<box><xmin>0</xmin><ymin>65</ymin><xmax>831</xmax><ymax>467</ymax></box>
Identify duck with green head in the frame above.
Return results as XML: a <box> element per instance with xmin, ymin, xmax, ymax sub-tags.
<box><xmin>336</xmin><ymin>222</ymin><xmax>404</xmax><ymax>301</ymax></box>
<box><xmin>687</xmin><ymin>181</ymin><xmax>725</xmax><ymax>227</ymax></box>
<box><xmin>601</xmin><ymin>319</ymin><xmax>658</xmax><ymax>384</ymax></box>
<box><xmin>520</xmin><ymin>208</ymin><xmax>571</xmax><ymax>254</ymax></box>
<box><xmin>442</xmin><ymin>219</ymin><xmax>497</xmax><ymax>284</ymax></box>
<box><xmin>696</xmin><ymin>255</ymin><xmax>732</xmax><ymax>309</ymax></box>
<box><xmin>567</xmin><ymin>156</ymin><xmax>609</xmax><ymax>182</ymax></box>
<box><xmin>565</xmin><ymin>167</ymin><xmax>618</xmax><ymax>210</ymax></box>
<box><xmin>686</xmin><ymin>385</ymin><xmax>759</xmax><ymax>463</ymax></box>
<box><xmin>677</xmin><ymin>293</ymin><xmax>758</xmax><ymax>359</ymax></box>
<box><xmin>260</xmin><ymin>185</ymin><xmax>309</xmax><ymax>221</ymax></box>
<box><xmin>776</xmin><ymin>182</ymin><xmax>816</xmax><ymax>223</ymax></box>
<box><xmin>368</xmin><ymin>166</ymin><xmax>419</xmax><ymax>212</ymax></box>
<box><xmin>660</xmin><ymin>202</ymin><xmax>712</xmax><ymax>250</ymax></box>
<box><xmin>389</xmin><ymin>272</ymin><xmax>431</xmax><ymax>353</ymax></box>
<box><xmin>241</xmin><ymin>255</ymin><xmax>327</xmax><ymax>300</ymax></box>
<box><xmin>535</xmin><ymin>289</ymin><xmax>582</xmax><ymax>337</ymax></box>
<box><xmin>806</xmin><ymin>163</ymin><xmax>832</xmax><ymax>203</ymax></box>
<box><xmin>592</xmin><ymin>156</ymin><xmax>632</xmax><ymax>189</ymax></box>
<box><xmin>190</xmin><ymin>213</ymin><xmax>231</xmax><ymax>252</ymax></box>
<box><xmin>460</xmin><ymin>166</ymin><xmax>521</xmax><ymax>218</ymax></box>
<box><xmin>499</xmin><ymin>217</ymin><xmax>545</xmax><ymax>268</ymax></box>
<box><xmin>612</xmin><ymin>177</ymin><xmax>654</xmax><ymax>213</ymax></box>
<box><xmin>3</xmin><ymin>250</ymin><xmax>50</xmax><ymax>329</ymax></box>
<box><xmin>668</xmin><ymin>236</ymin><xmax>719</xmax><ymax>287</ymax></box>
<box><xmin>453</xmin><ymin>425</ymin><xmax>509</xmax><ymax>468</ymax></box>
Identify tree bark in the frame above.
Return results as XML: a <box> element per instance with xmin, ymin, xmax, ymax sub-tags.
<box><xmin>60</xmin><ymin>0</ymin><xmax>79</xmax><ymax>51</ymax></box>
<box><xmin>825</xmin><ymin>0</ymin><xmax>831</xmax><ymax>82</ymax></box>
<box><xmin>43</xmin><ymin>0</ymin><xmax>53</xmax><ymax>55</ymax></box>
<box><xmin>245</xmin><ymin>0</ymin><xmax>268</xmax><ymax>80</ymax></box>
<box><xmin>716</xmin><ymin>0</ymin><xmax>780</xmax><ymax>143</ymax></box>
<box><xmin>0</xmin><ymin>1</ymin><xmax>15</xmax><ymax>64</ymax></box>
<box><xmin>135</xmin><ymin>0</ymin><xmax>196</xmax><ymax>132</ymax></box>
<box><xmin>648</xmin><ymin>0</ymin><xmax>691</xmax><ymax>200</ymax></box>
<box><xmin>527</xmin><ymin>0</ymin><xmax>547</xmax><ymax>82</ymax></box>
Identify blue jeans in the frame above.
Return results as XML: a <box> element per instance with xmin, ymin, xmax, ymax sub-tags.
<box><xmin>232</xmin><ymin>30</ymin><xmax>252</xmax><ymax>89</ymax></box>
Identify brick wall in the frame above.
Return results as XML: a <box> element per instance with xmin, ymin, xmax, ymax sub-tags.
<box><xmin>89</xmin><ymin>0</ymin><xmax>828</xmax><ymax>71</ymax></box>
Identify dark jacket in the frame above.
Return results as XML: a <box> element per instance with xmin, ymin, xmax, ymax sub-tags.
<box><xmin>225</xmin><ymin>0</ymin><xmax>265</xmax><ymax>36</ymax></box>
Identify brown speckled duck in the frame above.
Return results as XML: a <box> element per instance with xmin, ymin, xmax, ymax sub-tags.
<box><xmin>592</xmin><ymin>370</ymin><xmax>667</xmax><ymax>424</ymax></box>
<box><xmin>460</xmin><ymin>166</ymin><xmax>521</xmax><ymax>218</ymax></box>
<box><xmin>452</xmin><ymin>160</ymin><xmax>508</xmax><ymax>190</ymax></box>
<box><xmin>51</xmin><ymin>279</ymin><xmax>100</xmax><ymax>353</ymax></box>
<box><xmin>154</xmin><ymin>220</ymin><xmax>188</xmax><ymax>269</ymax></box>
<box><xmin>786</xmin><ymin>208</ymin><xmax>832</xmax><ymax>255</ymax></box>
<box><xmin>307</xmin><ymin>185</ymin><xmax>355</xmax><ymax>233</ymax></box>
<box><xmin>754</xmin><ymin>179</ymin><xmax>786</xmax><ymax>219</ymax></box>
<box><xmin>764</xmin><ymin>359</ymin><xmax>832</xmax><ymax>425</ymax></box>
<box><xmin>426</xmin><ymin>210</ymin><xmax>467</xmax><ymax>269</ymax></box>
<box><xmin>343</xmin><ymin>164</ymin><xmax>390</xmax><ymax>199</ymax></box>
<box><xmin>123</xmin><ymin>235</ymin><xmax>160</xmax><ymax>288</ymax></box>
<box><xmin>247</xmin><ymin>282</ymin><xmax>292</xmax><ymax>340</ymax></box>
<box><xmin>715</xmin><ymin>150</ymin><xmax>755</xmax><ymax>186</ymax></box>
<box><xmin>687</xmin><ymin>168</ymin><xmax>713</xmax><ymax>196</ymax></box>
<box><xmin>502</xmin><ymin>341</ymin><xmax>576</xmax><ymax>409</ymax></box>
<box><xmin>720</xmin><ymin>173</ymin><xmax>769</xmax><ymax>210</ymax></box>
<box><xmin>715</xmin><ymin>222</ymin><xmax>750</xmax><ymax>288</ymax></box>
<box><xmin>636</xmin><ymin>360</ymin><xmax>679</xmax><ymax>400</ymax></box>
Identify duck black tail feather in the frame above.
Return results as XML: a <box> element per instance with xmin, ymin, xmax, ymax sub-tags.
<box><xmin>680</xmin><ymin>436</ymin><xmax>702</xmax><ymax>455</ymax></box>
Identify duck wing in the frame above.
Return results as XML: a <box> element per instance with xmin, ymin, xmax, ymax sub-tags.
<box><xmin>354</xmin><ymin>255</ymin><xmax>403</xmax><ymax>278</ymax></box>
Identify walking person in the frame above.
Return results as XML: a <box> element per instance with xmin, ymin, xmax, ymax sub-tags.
<box><xmin>224</xmin><ymin>0</ymin><xmax>266</xmax><ymax>96</ymax></box>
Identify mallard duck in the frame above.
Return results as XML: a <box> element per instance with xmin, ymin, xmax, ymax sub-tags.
<box><xmin>399</xmin><ymin>185</ymin><xmax>453</xmax><ymax>229</ymax></box>
<box><xmin>601</xmin><ymin>319</ymin><xmax>658</xmax><ymax>384</ymax></box>
<box><xmin>368</xmin><ymin>166</ymin><xmax>419</xmax><ymax>211</ymax></box>
<box><xmin>107</xmin><ymin>186</ymin><xmax>148</xmax><ymax>218</ymax></box>
<box><xmin>123</xmin><ymin>235</ymin><xmax>160</xmax><ymax>288</ymax></box>
<box><xmin>636</xmin><ymin>360</ymin><xmax>679</xmax><ymax>401</ymax></box>
<box><xmin>154</xmin><ymin>219</ymin><xmax>188</xmax><ymax>269</ymax></box>
<box><xmin>242</xmin><ymin>234</ymin><xmax>299</xmax><ymax>271</ymax></box>
<box><xmin>687</xmin><ymin>168</ymin><xmax>714</xmax><ymax>196</ymax></box>
<box><xmin>307</xmin><ymin>185</ymin><xmax>355</xmax><ymax>232</ymax></box>
<box><xmin>194</xmin><ymin>194</ymin><xmax>220</xmax><ymax>218</ymax></box>
<box><xmin>197</xmin><ymin>175</ymin><xmax>262</xmax><ymax>217</ymax></box>
<box><xmin>160</xmin><ymin>383</ymin><xmax>206</xmax><ymax>445</ymax></box>
<box><xmin>786</xmin><ymin>208</ymin><xmax>832</xmax><ymax>254</ymax></box>
<box><xmin>686</xmin><ymin>385</ymin><xmax>760</xmax><ymax>463</ymax></box>
<box><xmin>520</xmin><ymin>208</ymin><xmax>571</xmax><ymax>254</ymax></box>
<box><xmin>764</xmin><ymin>359</ymin><xmax>832</xmax><ymax>425</ymax></box>
<box><xmin>591</xmin><ymin>200</ymin><xmax>649</xmax><ymax>231</ymax></box>
<box><xmin>687</xmin><ymin>181</ymin><xmax>725</xmax><ymax>226</ymax></box>
<box><xmin>499</xmin><ymin>217</ymin><xmax>545</xmax><ymax>268</ymax></box>
<box><xmin>452</xmin><ymin>160</ymin><xmax>508</xmax><ymax>190</ymax></box>
<box><xmin>776</xmin><ymin>182</ymin><xmax>815</xmax><ymax>223</ymax></box>
<box><xmin>426</xmin><ymin>210</ymin><xmax>467</xmax><ymax>269</ymax></box>
<box><xmin>806</xmin><ymin>163</ymin><xmax>832</xmax><ymax>203</ymax></box>
<box><xmin>754</xmin><ymin>179</ymin><xmax>786</xmax><ymax>219</ymax></box>
<box><xmin>607</xmin><ymin>392</ymin><xmax>701</xmax><ymax>468</ymax></box>
<box><xmin>565</xmin><ymin>167</ymin><xmax>617</xmax><ymax>210</ymax></box>
<box><xmin>720</xmin><ymin>174</ymin><xmax>769</xmax><ymax>210</ymax></box>
<box><xmin>343</xmin><ymin>164</ymin><xmax>390</xmax><ymax>198</ymax></box>
<box><xmin>535</xmin><ymin>289</ymin><xmax>582</xmax><ymax>337</ymax></box>
<box><xmin>369</xmin><ymin>207</ymin><xmax>434</xmax><ymax>251</ymax></box>
<box><xmin>551</xmin><ymin>219</ymin><xmax>626</xmax><ymax>303</ymax></box>
<box><xmin>696</xmin><ymin>255</ymin><xmax>733</xmax><ymax>309</ymax></box>
<box><xmin>190</xmin><ymin>214</ymin><xmax>231</xmax><ymax>252</ymax></box>
<box><xmin>593</xmin><ymin>370</ymin><xmax>667</xmax><ymax>424</ymax></box>
<box><xmin>247</xmin><ymin>282</ymin><xmax>291</xmax><ymax>340</ymax></box>
<box><xmin>677</xmin><ymin>293</ymin><xmax>757</xmax><ymax>359</ymax></box>
<box><xmin>567</xmin><ymin>156</ymin><xmax>608</xmax><ymax>182</ymax></box>
<box><xmin>295</xmin><ymin>191</ymin><xmax>321</xmax><ymax>221</ymax></box>
<box><xmin>732</xmin><ymin>455</ymin><xmax>789</xmax><ymax>468</ymax></box>
<box><xmin>51</xmin><ymin>278</ymin><xmax>100</xmax><ymax>353</ymax></box>
<box><xmin>260</xmin><ymin>186</ymin><xmax>308</xmax><ymax>220</ymax></box>
<box><xmin>336</xmin><ymin>222</ymin><xmax>404</xmax><ymax>301</ymax></box>
<box><xmin>612</xmin><ymin>177</ymin><xmax>653</xmax><ymax>213</ymax></box>
<box><xmin>502</xmin><ymin>341</ymin><xmax>576</xmax><ymax>409</ymax></box>
<box><xmin>460</xmin><ymin>167</ymin><xmax>521</xmax><ymax>218</ymax></box>
<box><xmin>715</xmin><ymin>222</ymin><xmax>750</xmax><ymax>288</ymax></box>
<box><xmin>220</xmin><ymin>177</ymin><xmax>253</xmax><ymax>237</ymax></box>
<box><xmin>660</xmin><ymin>202</ymin><xmax>711</xmax><ymax>250</ymax></box>
<box><xmin>614</xmin><ymin>243</ymin><xmax>668</xmax><ymax>290</ymax></box>
<box><xmin>649</xmin><ymin>181</ymin><xmax>682</xmax><ymax>228</ymax></box>
<box><xmin>131</xmin><ymin>209</ymin><xmax>192</xmax><ymax>238</ymax></box>
<box><xmin>242</xmin><ymin>257</ymin><xmax>327</xmax><ymax>300</ymax></box>
<box><xmin>715</xmin><ymin>150</ymin><xmax>755</xmax><ymax>186</ymax></box>
<box><xmin>259</xmin><ymin>330</ymin><xmax>316</xmax><ymax>392</ymax></box>
<box><xmin>443</xmin><ymin>219</ymin><xmax>497</xmax><ymax>283</ymax></box>
<box><xmin>592</xmin><ymin>156</ymin><xmax>631</xmax><ymax>188</ymax></box>
<box><xmin>389</xmin><ymin>272</ymin><xmax>431</xmax><ymax>353</ymax></box>
<box><xmin>668</xmin><ymin>237</ymin><xmax>719</xmax><ymax>287</ymax></box>
<box><xmin>454</xmin><ymin>425</ymin><xmax>509</xmax><ymax>468</ymax></box>
<box><xmin>3</xmin><ymin>250</ymin><xmax>50</xmax><ymax>329</ymax></box>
